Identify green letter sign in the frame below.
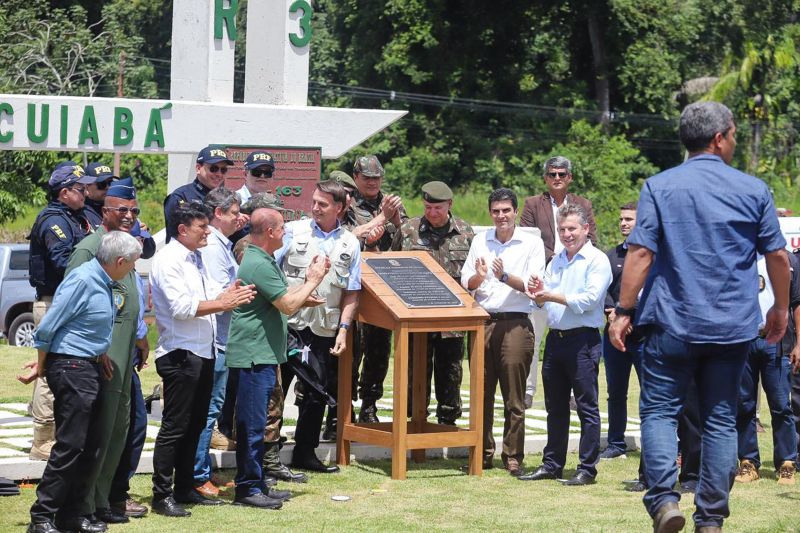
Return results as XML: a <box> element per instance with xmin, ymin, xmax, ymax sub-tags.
<box><xmin>214</xmin><ymin>0</ymin><xmax>238</xmax><ymax>40</ymax></box>
<box><xmin>0</xmin><ymin>103</ymin><xmax>13</xmax><ymax>143</ymax></box>
<box><xmin>27</xmin><ymin>103</ymin><xmax>49</xmax><ymax>144</ymax></box>
<box><xmin>113</xmin><ymin>107</ymin><xmax>134</xmax><ymax>146</ymax></box>
<box><xmin>78</xmin><ymin>106</ymin><xmax>99</xmax><ymax>145</ymax></box>
<box><xmin>288</xmin><ymin>0</ymin><xmax>313</xmax><ymax>47</ymax></box>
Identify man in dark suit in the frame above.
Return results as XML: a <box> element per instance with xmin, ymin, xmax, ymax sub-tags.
<box><xmin>520</xmin><ymin>156</ymin><xmax>597</xmax><ymax>264</ymax></box>
<box><xmin>519</xmin><ymin>156</ymin><xmax>598</xmax><ymax>409</ymax></box>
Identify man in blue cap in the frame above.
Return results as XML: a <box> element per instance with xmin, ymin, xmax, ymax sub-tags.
<box><xmin>84</xmin><ymin>163</ymin><xmax>118</xmax><ymax>227</ymax></box>
<box><xmin>163</xmin><ymin>146</ymin><xmax>233</xmax><ymax>241</ymax></box>
<box><xmin>27</xmin><ymin>162</ymin><xmax>95</xmax><ymax>461</ymax></box>
<box><xmin>66</xmin><ymin>176</ymin><xmax>150</xmax><ymax>526</ymax></box>
<box><xmin>237</xmin><ymin>151</ymin><xmax>276</xmax><ymax>205</ymax></box>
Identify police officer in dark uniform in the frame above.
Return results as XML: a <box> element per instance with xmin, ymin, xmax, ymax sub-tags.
<box><xmin>83</xmin><ymin>162</ymin><xmax>118</xmax><ymax>227</ymax></box>
<box><xmin>347</xmin><ymin>156</ymin><xmax>407</xmax><ymax>424</ymax></box>
<box><xmin>391</xmin><ymin>181</ymin><xmax>475</xmax><ymax>425</ymax></box>
<box><xmin>27</xmin><ymin>162</ymin><xmax>95</xmax><ymax>460</ymax></box>
<box><xmin>163</xmin><ymin>145</ymin><xmax>232</xmax><ymax>241</ymax></box>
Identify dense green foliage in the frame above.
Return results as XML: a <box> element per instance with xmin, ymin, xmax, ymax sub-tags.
<box><xmin>0</xmin><ymin>1</ymin><xmax>799</xmax><ymax>246</ymax></box>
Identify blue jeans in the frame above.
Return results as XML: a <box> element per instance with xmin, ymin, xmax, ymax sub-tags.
<box><xmin>234</xmin><ymin>364</ymin><xmax>276</xmax><ymax>498</ymax></box>
<box><xmin>736</xmin><ymin>338</ymin><xmax>797</xmax><ymax>469</ymax></box>
<box><xmin>193</xmin><ymin>350</ymin><xmax>229</xmax><ymax>484</ymax></box>
<box><xmin>640</xmin><ymin>328</ymin><xmax>747</xmax><ymax>528</ymax></box>
<box><xmin>602</xmin><ymin>330</ymin><xmax>643</xmax><ymax>452</ymax></box>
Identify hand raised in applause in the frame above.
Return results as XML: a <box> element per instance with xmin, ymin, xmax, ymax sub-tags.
<box><xmin>305</xmin><ymin>255</ymin><xmax>331</xmax><ymax>285</ymax></box>
<box><xmin>475</xmin><ymin>257</ymin><xmax>489</xmax><ymax>281</ymax></box>
<box><xmin>491</xmin><ymin>257</ymin><xmax>504</xmax><ymax>279</ymax></box>
<box><xmin>218</xmin><ymin>279</ymin><xmax>257</xmax><ymax>310</ymax></box>
<box><xmin>381</xmin><ymin>194</ymin><xmax>404</xmax><ymax>226</ymax></box>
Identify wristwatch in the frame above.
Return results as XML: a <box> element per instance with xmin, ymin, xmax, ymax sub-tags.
<box><xmin>339</xmin><ymin>323</ymin><xmax>350</xmax><ymax>331</ymax></box>
<box><xmin>614</xmin><ymin>303</ymin><xmax>636</xmax><ymax>317</ymax></box>
<box><xmin>499</xmin><ymin>272</ymin><xmax>509</xmax><ymax>283</ymax></box>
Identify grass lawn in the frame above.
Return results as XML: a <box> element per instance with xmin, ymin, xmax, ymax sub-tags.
<box><xmin>1</xmin><ymin>344</ymin><xmax>798</xmax><ymax>531</ymax></box>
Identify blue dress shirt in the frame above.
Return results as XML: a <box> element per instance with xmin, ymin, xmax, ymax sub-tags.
<box><xmin>543</xmin><ymin>241</ymin><xmax>612</xmax><ymax>329</ymax></box>
<box><xmin>628</xmin><ymin>154</ymin><xmax>786</xmax><ymax>343</ymax></box>
<box><xmin>33</xmin><ymin>258</ymin><xmax>114</xmax><ymax>357</ymax></box>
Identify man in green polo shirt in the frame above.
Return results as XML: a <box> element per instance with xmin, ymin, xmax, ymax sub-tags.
<box><xmin>226</xmin><ymin>208</ymin><xmax>329</xmax><ymax>509</ymax></box>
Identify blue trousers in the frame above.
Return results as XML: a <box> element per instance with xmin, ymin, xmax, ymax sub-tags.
<box><xmin>194</xmin><ymin>350</ymin><xmax>230</xmax><ymax>484</ymax></box>
<box><xmin>640</xmin><ymin>328</ymin><xmax>747</xmax><ymax>528</ymax></box>
<box><xmin>602</xmin><ymin>330</ymin><xmax>643</xmax><ymax>452</ymax></box>
<box><xmin>233</xmin><ymin>364</ymin><xmax>276</xmax><ymax>498</ymax></box>
<box><xmin>736</xmin><ymin>338</ymin><xmax>797</xmax><ymax>469</ymax></box>
<box><xmin>109</xmin><ymin>369</ymin><xmax>147</xmax><ymax>503</ymax></box>
<box><xmin>542</xmin><ymin>329</ymin><xmax>602</xmax><ymax>477</ymax></box>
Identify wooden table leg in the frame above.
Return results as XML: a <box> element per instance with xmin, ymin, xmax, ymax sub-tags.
<box><xmin>411</xmin><ymin>332</ymin><xmax>428</xmax><ymax>463</ymax></box>
<box><xmin>336</xmin><ymin>327</ymin><xmax>353</xmax><ymax>466</ymax></box>
<box><xmin>468</xmin><ymin>326</ymin><xmax>484</xmax><ymax>476</ymax></box>
<box><xmin>392</xmin><ymin>325</ymin><xmax>409</xmax><ymax>480</ymax></box>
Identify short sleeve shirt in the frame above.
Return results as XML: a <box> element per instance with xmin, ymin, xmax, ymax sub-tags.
<box><xmin>628</xmin><ymin>154</ymin><xmax>786</xmax><ymax>343</ymax></box>
<box><xmin>225</xmin><ymin>244</ymin><xmax>289</xmax><ymax>367</ymax></box>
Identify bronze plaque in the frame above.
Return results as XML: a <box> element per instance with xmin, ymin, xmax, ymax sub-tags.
<box><xmin>366</xmin><ymin>257</ymin><xmax>463</xmax><ymax>308</ymax></box>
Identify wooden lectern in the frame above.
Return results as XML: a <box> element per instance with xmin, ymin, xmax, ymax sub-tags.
<box><xmin>336</xmin><ymin>251</ymin><xmax>489</xmax><ymax>480</ymax></box>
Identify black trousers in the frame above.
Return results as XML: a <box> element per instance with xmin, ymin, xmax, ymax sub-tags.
<box><xmin>30</xmin><ymin>356</ymin><xmax>102</xmax><ymax>523</ymax></box>
<box><xmin>151</xmin><ymin>350</ymin><xmax>214</xmax><ymax>499</ymax></box>
<box><xmin>281</xmin><ymin>327</ymin><xmax>334</xmax><ymax>456</ymax></box>
<box><xmin>541</xmin><ymin>329</ymin><xmax>602</xmax><ymax>477</ymax></box>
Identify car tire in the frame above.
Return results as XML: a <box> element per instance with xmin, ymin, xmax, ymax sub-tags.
<box><xmin>9</xmin><ymin>312</ymin><xmax>35</xmax><ymax>348</ymax></box>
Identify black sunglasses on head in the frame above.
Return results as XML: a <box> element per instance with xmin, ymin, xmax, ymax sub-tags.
<box><xmin>251</xmin><ymin>169</ymin><xmax>273</xmax><ymax>178</ymax></box>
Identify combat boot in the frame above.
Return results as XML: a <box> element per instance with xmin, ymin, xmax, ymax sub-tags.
<box><xmin>263</xmin><ymin>442</ymin><xmax>308</xmax><ymax>483</ymax></box>
<box><xmin>777</xmin><ymin>460</ymin><xmax>796</xmax><ymax>485</ymax></box>
<box><xmin>734</xmin><ymin>459</ymin><xmax>759</xmax><ymax>483</ymax></box>
<box><xmin>358</xmin><ymin>401</ymin><xmax>379</xmax><ymax>423</ymax></box>
<box><xmin>321</xmin><ymin>415</ymin><xmax>336</xmax><ymax>442</ymax></box>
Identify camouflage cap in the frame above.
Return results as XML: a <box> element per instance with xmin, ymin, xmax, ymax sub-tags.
<box><xmin>328</xmin><ymin>170</ymin><xmax>357</xmax><ymax>190</ymax></box>
<box><xmin>241</xmin><ymin>192</ymin><xmax>285</xmax><ymax>214</ymax></box>
<box><xmin>421</xmin><ymin>181</ymin><xmax>453</xmax><ymax>202</ymax></box>
<box><xmin>353</xmin><ymin>155</ymin><xmax>384</xmax><ymax>177</ymax></box>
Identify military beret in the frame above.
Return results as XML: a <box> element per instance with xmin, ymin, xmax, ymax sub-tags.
<box><xmin>241</xmin><ymin>192</ymin><xmax>285</xmax><ymax>214</ymax></box>
<box><xmin>328</xmin><ymin>170</ymin><xmax>357</xmax><ymax>190</ymax></box>
<box><xmin>421</xmin><ymin>181</ymin><xmax>453</xmax><ymax>202</ymax></box>
<box><xmin>106</xmin><ymin>176</ymin><xmax>137</xmax><ymax>200</ymax></box>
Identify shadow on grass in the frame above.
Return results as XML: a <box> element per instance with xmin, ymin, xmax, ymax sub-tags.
<box><xmin>349</xmin><ymin>457</ymin><xmax>471</xmax><ymax>479</ymax></box>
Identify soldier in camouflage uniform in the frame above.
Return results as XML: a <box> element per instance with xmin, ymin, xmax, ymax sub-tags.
<box><xmin>345</xmin><ymin>156</ymin><xmax>407</xmax><ymax>425</ymax></box>
<box><xmin>391</xmin><ymin>181</ymin><xmax>475</xmax><ymax>425</ymax></box>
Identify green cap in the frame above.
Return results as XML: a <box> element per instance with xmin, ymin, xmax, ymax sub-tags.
<box><xmin>328</xmin><ymin>170</ymin><xmax>357</xmax><ymax>190</ymax></box>
<box><xmin>241</xmin><ymin>192</ymin><xmax>285</xmax><ymax>214</ymax></box>
<box><xmin>421</xmin><ymin>181</ymin><xmax>453</xmax><ymax>202</ymax></box>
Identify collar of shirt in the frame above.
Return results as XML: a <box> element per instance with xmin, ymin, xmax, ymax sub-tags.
<box><xmin>685</xmin><ymin>153</ymin><xmax>725</xmax><ymax>166</ymax></box>
<box><xmin>354</xmin><ymin>190</ymin><xmax>384</xmax><ymax>211</ymax></box>
<box><xmin>551</xmin><ymin>240</ymin><xmax>596</xmax><ymax>268</ymax></box>
<box><xmin>487</xmin><ymin>227</ymin><xmax>525</xmax><ymax>245</ymax></box>
<box><xmin>193</xmin><ymin>178</ymin><xmax>212</xmax><ymax>195</ymax></box>
<box><xmin>310</xmin><ymin>218</ymin><xmax>344</xmax><ymax>238</ymax></box>
<box><xmin>209</xmin><ymin>225</ymin><xmax>233</xmax><ymax>250</ymax></box>
<box><xmin>90</xmin><ymin>257</ymin><xmax>114</xmax><ymax>288</ymax></box>
<box><xmin>419</xmin><ymin>215</ymin><xmax>457</xmax><ymax>236</ymax></box>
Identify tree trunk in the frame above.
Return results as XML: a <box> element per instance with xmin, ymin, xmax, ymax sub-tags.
<box><xmin>587</xmin><ymin>13</ymin><xmax>610</xmax><ymax>130</ymax></box>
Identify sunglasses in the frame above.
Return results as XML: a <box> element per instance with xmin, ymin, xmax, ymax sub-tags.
<box><xmin>68</xmin><ymin>186</ymin><xmax>86</xmax><ymax>194</ymax></box>
<box><xmin>547</xmin><ymin>171</ymin><xmax>568</xmax><ymax>179</ymax></box>
<box><xmin>208</xmin><ymin>164</ymin><xmax>229</xmax><ymax>174</ymax></box>
<box><xmin>251</xmin><ymin>169</ymin><xmax>273</xmax><ymax>178</ymax></box>
<box><xmin>96</xmin><ymin>180</ymin><xmax>112</xmax><ymax>190</ymax></box>
<box><xmin>104</xmin><ymin>206</ymin><xmax>141</xmax><ymax>216</ymax></box>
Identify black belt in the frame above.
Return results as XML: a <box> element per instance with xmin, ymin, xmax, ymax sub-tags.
<box><xmin>488</xmin><ymin>312</ymin><xmax>529</xmax><ymax>321</ymax></box>
<box><xmin>48</xmin><ymin>352</ymin><xmax>101</xmax><ymax>364</ymax></box>
<box><xmin>548</xmin><ymin>327</ymin><xmax>597</xmax><ymax>338</ymax></box>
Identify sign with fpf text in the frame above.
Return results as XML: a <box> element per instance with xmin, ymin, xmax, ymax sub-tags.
<box><xmin>223</xmin><ymin>145</ymin><xmax>321</xmax><ymax>221</ymax></box>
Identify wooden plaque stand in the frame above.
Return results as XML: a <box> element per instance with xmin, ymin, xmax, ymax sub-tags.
<box><xmin>336</xmin><ymin>251</ymin><xmax>489</xmax><ymax>479</ymax></box>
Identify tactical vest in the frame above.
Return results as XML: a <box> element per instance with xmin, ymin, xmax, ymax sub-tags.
<box><xmin>282</xmin><ymin>219</ymin><xmax>359</xmax><ymax>337</ymax></box>
<box><xmin>28</xmin><ymin>203</ymin><xmax>86</xmax><ymax>297</ymax></box>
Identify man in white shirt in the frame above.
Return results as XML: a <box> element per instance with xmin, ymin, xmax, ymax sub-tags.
<box><xmin>192</xmin><ymin>188</ymin><xmax>245</xmax><ymax>498</ymax></box>
<box><xmin>519</xmin><ymin>203</ymin><xmax>611</xmax><ymax>486</ymax></box>
<box><xmin>237</xmin><ymin>151</ymin><xmax>276</xmax><ymax>205</ymax></box>
<box><xmin>461</xmin><ymin>188</ymin><xmax>545</xmax><ymax>477</ymax></box>
<box><xmin>149</xmin><ymin>202</ymin><xmax>255</xmax><ymax>517</ymax></box>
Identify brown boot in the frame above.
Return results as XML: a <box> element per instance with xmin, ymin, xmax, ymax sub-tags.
<box><xmin>777</xmin><ymin>460</ymin><xmax>796</xmax><ymax>485</ymax></box>
<box><xmin>652</xmin><ymin>501</ymin><xmax>685</xmax><ymax>533</ymax></box>
<box><xmin>734</xmin><ymin>459</ymin><xmax>759</xmax><ymax>483</ymax></box>
<box><xmin>210</xmin><ymin>428</ymin><xmax>236</xmax><ymax>451</ymax></box>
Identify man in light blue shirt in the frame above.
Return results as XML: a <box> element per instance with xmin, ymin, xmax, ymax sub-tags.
<box><xmin>29</xmin><ymin>231</ymin><xmax>141</xmax><ymax>533</ymax></box>
<box><xmin>519</xmin><ymin>203</ymin><xmax>611</xmax><ymax>486</ymax></box>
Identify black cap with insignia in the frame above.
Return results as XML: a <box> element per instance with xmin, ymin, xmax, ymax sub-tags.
<box><xmin>421</xmin><ymin>181</ymin><xmax>453</xmax><ymax>202</ymax></box>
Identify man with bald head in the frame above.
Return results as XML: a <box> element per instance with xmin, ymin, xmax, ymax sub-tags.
<box><xmin>226</xmin><ymin>208</ymin><xmax>329</xmax><ymax>508</ymax></box>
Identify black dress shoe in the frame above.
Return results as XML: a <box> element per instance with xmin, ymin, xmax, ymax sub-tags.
<box><xmin>561</xmin><ymin>471</ymin><xmax>596</xmax><ymax>486</ymax></box>
<box><xmin>151</xmin><ymin>496</ymin><xmax>191</xmax><ymax>517</ymax></box>
<box><xmin>321</xmin><ymin>423</ymin><xmax>336</xmax><ymax>442</ymax></box>
<box><xmin>267</xmin><ymin>487</ymin><xmax>292</xmax><ymax>501</ymax></box>
<box><xmin>27</xmin><ymin>522</ymin><xmax>60</xmax><ymax>533</ymax></box>
<box><xmin>624</xmin><ymin>480</ymin><xmax>647</xmax><ymax>492</ymax></box>
<box><xmin>678</xmin><ymin>480</ymin><xmax>697</xmax><ymax>494</ymax></box>
<box><xmin>460</xmin><ymin>459</ymin><xmax>493</xmax><ymax>473</ymax></box>
<box><xmin>233</xmin><ymin>492</ymin><xmax>283</xmax><ymax>510</ymax></box>
<box><xmin>358</xmin><ymin>402</ymin><xmax>379</xmax><ymax>424</ymax></box>
<box><xmin>54</xmin><ymin>516</ymin><xmax>106</xmax><ymax>533</ymax></box>
<box><xmin>175</xmin><ymin>490</ymin><xmax>225</xmax><ymax>506</ymax></box>
<box><xmin>94</xmin><ymin>508</ymin><xmax>129</xmax><ymax>524</ymax></box>
<box><xmin>291</xmin><ymin>454</ymin><xmax>340</xmax><ymax>473</ymax></box>
<box><xmin>265</xmin><ymin>463</ymin><xmax>308</xmax><ymax>483</ymax></box>
<box><xmin>518</xmin><ymin>466</ymin><xmax>559</xmax><ymax>481</ymax></box>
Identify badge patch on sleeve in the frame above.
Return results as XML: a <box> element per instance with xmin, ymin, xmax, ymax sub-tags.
<box><xmin>50</xmin><ymin>225</ymin><xmax>67</xmax><ymax>240</ymax></box>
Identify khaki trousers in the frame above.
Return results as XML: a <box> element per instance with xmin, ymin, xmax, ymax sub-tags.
<box><xmin>30</xmin><ymin>297</ymin><xmax>55</xmax><ymax>444</ymax></box>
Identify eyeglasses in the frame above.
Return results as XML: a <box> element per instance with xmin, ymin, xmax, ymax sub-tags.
<box><xmin>547</xmin><ymin>171</ymin><xmax>568</xmax><ymax>179</ymax></box>
<box><xmin>104</xmin><ymin>206</ymin><xmax>141</xmax><ymax>216</ymax></box>
<box><xmin>96</xmin><ymin>180</ymin><xmax>111</xmax><ymax>190</ymax></box>
<box><xmin>250</xmin><ymin>169</ymin><xmax>273</xmax><ymax>178</ymax></box>
<box><xmin>68</xmin><ymin>186</ymin><xmax>86</xmax><ymax>194</ymax></box>
<box><xmin>208</xmin><ymin>164</ymin><xmax>229</xmax><ymax>174</ymax></box>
